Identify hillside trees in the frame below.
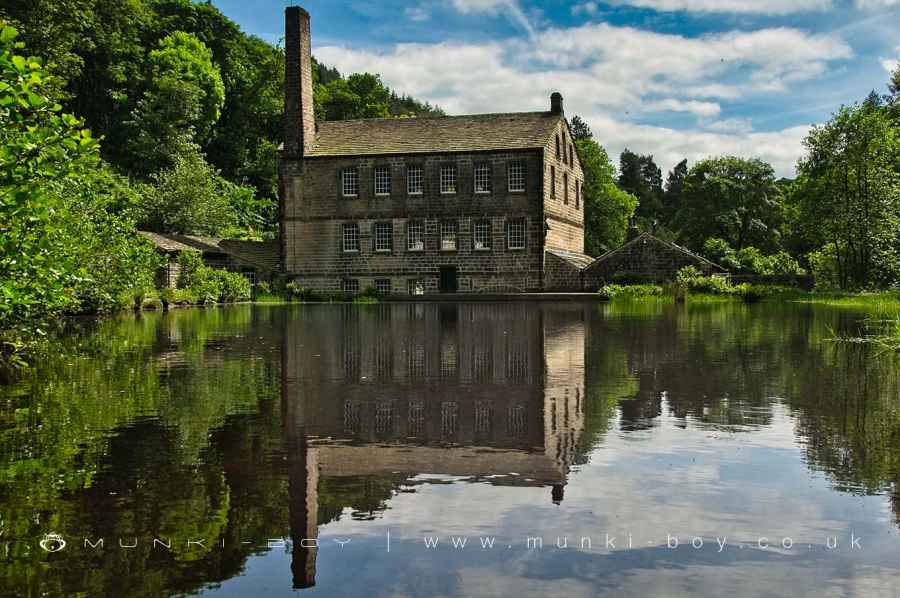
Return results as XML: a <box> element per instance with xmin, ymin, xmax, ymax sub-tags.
<box><xmin>578</xmin><ymin>139</ymin><xmax>639</xmax><ymax>255</ymax></box>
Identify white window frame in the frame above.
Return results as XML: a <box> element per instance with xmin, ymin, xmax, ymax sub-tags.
<box><xmin>473</xmin><ymin>220</ymin><xmax>492</xmax><ymax>251</ymax></box>
<box><xmin>407</xmin><ymin>165</ymin><xmax>423</xmax><ymax>195</ymax></box>
<box><xmin>341</xmin><ymin>167</ymin><xmax>359</xmax><ymax>198</ymax></box>
<box><xmin>375</xmin><ymin>279</ymin><xmax>391</xmax><ymax>293</ymax></box>
<box><xmin>474</xmin><ymin>163</ymin><xmax>492</xmax><ymax>194</ymax></box>
<box><xmin>508</xmin><ymin>161</ymin><xmax>525</xmax><ymax>192</ymax></box>
<box><xmin>374</xmin><ymin>165</ymin><xmax>391</xmax><ymax>196</ymax></box>
<box><xmin>440</xmin><ymin>165</ymin><xmax>457</xmax><ymax>195</ymax></box>
<box><xmin>373</xmin><ymin>222</ymin><xmax>392</xmax><ymax>252</ymax></box>
<box><xmin>507</xmin><ymin>219</ymin><xmax>526</xmax><ymax>250</ymax></box>
<box><xmin>407</xmin><ymin>221</ymin><xmax>425</xmax><ymax>252</ymax></box>
<box><xmin>342</xmin><ymin>279</ymin><xmax>359</xmax><ymax>293</ymax></box>
<box><xmin>342</xmin><ymin>222</ymin><xmax>360</xmax><ymax>253</ymax></box>
<box><xmin>408</xmin><ymin>279</ymin><xmax>425</xmax><ymax>296</ymax></box>
<box><xmin>440</xmin><ymin>220</ymin><xmax>458</xmax><ymax>251</ymax></box>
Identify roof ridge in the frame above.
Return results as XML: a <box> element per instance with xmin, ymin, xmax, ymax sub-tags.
<box><xmin>316</xmin><ymin>111</ymin><xmax>554</xmax><ymax>126</ymax></box>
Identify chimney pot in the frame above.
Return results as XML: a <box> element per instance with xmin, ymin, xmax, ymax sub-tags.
<box><xmin>550</xmin><ymin>92</ymin><xmax>564</xmax><ymax>115</ymax></box>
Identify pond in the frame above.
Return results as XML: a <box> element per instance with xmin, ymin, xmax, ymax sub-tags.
<box><xmin>1</xmin><ymin>301</ymin><xmax>899</xmax><ymax>597</ymax></box>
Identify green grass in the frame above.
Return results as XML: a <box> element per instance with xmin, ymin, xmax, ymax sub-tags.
<box><xmin>828</xmin><ymin>315</ymin><xmax>900</xmax><ymax>351</ymax></box>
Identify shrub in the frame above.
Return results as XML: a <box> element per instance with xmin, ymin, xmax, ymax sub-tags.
<box><xmin>598</xmin><ymin>284</ymin><xmax>663</xmax><ymax>299</ymax></box>
<box><xmin>217</xmin><ymin>270</ymin><xmax>251</xmax><ymax>302</ymax></box>
<box><xmin>675</xmin><ymin>266</ymin><xmax>741</xmax><ymax>295</ymax></box>
<box><xmin>702</xmin><ymin>238</ymin><xmax>740</xmax><ymax>270</ymax></box>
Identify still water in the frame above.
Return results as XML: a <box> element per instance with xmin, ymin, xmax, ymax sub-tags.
<box><xmin>1</xmin><ymin>301</ymin><xmax>899</xmax><ymax>597</ymax></box>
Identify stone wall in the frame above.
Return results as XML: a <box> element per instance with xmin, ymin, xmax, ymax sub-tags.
<box><xmin>283</xmin><ymin>151</ymin><xmax>548</xmax><ymax>293</ymax></box>
<box><xmin>583</xmin><ymin>234</ymin><xmax>722</xmax><ymax>288</ymax></box>
<box><xmin>543</xmin><ymin>251</ymin><xmax>585</xmax><ymax>291</ymax></box>
<box><xmin>542</xmin><ymin>119</ymin><xmax>585</xmax><ymax>255</ymax></box>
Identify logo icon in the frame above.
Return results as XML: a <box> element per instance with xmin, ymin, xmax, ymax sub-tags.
<box><xmin>39</xmin><ymin>533</ymin><xmax>66</xmax><ymax>553</ymax></box>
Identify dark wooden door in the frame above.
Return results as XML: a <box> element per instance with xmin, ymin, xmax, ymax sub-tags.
<box><xmin>439</xmin><ymin>266</ymin><xmax>458</xmax><ymax>293</ymax></box>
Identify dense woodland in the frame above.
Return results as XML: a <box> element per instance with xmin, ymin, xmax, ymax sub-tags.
<box><xmin>1</xmin><ymin>0</ymin><xmax>899</xmax><ymax>368</ymax></box>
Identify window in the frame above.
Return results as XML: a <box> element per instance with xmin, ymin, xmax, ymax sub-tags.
<box><xmin>342</xmin><ymin>279</ymin><xmax>360</xmax><ymax>293</ymax></box>
<box><xmin>555</xmin><ymin>134</ymin><xmax>561</xmax><ymax>161</ymax></box>
<box><xmin>407</xmin><ymin>165</ymin><xmax>423</xmax><ymax>195</ymax></box>
<box><xmin>440</xmin><ymin>165</ymin><xmax>457</xmax><ymax>194</ymax></box>
<box><xmin>407</xmin><ymin>221</ymin><xmax>424</xmax><ymax>251</ymax></box>
<box><xmin>374</xmin><ymin>165</ymin><xmax>391</xmax><ymax>196</ymax></box>
<box><xmin>474</xmin><ymin>163</ymin><xmax>492</xmax><ymax>193</ymax></box>
<box><xmin>440</xmin><ymin>220</ymin><xmax>458</xmax><ymax>251</ymax></box>
<box><xmin>508</xmin><ymin>161</ymin><xmax>525</xmax><ymax>192</ymax></box>
<box><xmin>550</xmin><ymin>165</ymin><xmax>556</xmax><ymax>199</ymax></box>
<box><xmin>342</xmin><ymin>222</ymin><xmax>360</xmax><ymax>252</ymax></box>
<box><xmin>375</xmin><ymin>279</ymin><xmax>391</xmax><ymax>293</ymax></box>
<box><xmin>374</xmin><ymin>222</ymin><xmax>393</xmax><ymax>252</ymax></box>
<box><xmin>575</xmin><ymin>180</ymin><xmax>580</xmax><ymax>209</ymax></box>
<box><xmin>473</xmin><ymin>220</ymin><xmax>492</xmax><ymax>251</ymax></box>
<box><xmin>408</xmin><ymin>279</ymin><xmax>425</xmax><ymax>295</ymax></box>
<box><xmin>507</xmin><ymin>218</ymin><xmax>526</xmax><ymax>250</ymax></box>
<box><xmin>569</xmin><ymin>144</ymin><xmax>575</xmax><ymax>167</ymax></box>
<box><xmin>561</xmin><ymin>133</ymin><xmax>567</xmax><ymax>163</ymax></box>
<box><xmin>563</xmin><ymin>173</ymin><xmax>569</xmax><ymax>205</ymax></box>
<box><xmin>342</xmin><ymin>167</ymin><xmax>359</xmax><ymax>197</ymax></box>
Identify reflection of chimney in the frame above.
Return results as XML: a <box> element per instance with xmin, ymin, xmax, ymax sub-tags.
<box><xmin>552</xmin><ymin>483</ymin><xmax>565</xmax><ymax>504</ymax></box>
<box><xmin>284</xmin><ymin>6</ymin><xmax>316</xmax><ymax>159</ymax></box>
<box><xmin>287</xmin><ymin>435</ymin><xmax>318</xmax><ymax>589</ymax></box>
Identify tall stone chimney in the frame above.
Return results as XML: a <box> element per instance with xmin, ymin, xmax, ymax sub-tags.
<box><xmin>550</xmin><ymin>92</ymin><xmax>564</xmax><ymax>115</ymax></box>
<box><xmin>284</xmin><ymin>6</ymin><xmax>316</xmax><ymax>159</ymax></box>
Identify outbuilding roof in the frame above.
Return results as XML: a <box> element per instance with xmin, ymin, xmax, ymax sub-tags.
<box><xmin>138</xmin><ymin>231</ymin><xmax>278</xmax><ymax>272</ymax></box>
<box><xmin>304</xmin><ymin>111</ymin><xmax>564</xmax><ymax>157</ymax></box>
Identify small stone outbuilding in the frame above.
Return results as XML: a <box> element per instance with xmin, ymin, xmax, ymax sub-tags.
<box><xmin>583</xmin><ymin>232</ymin><xmax>725</xmax><ymax>289</ymax></box>
<box><xmin>139</xmin><ymin>231</ymin><xmax>278</xmax><ymax>289</ymax></box>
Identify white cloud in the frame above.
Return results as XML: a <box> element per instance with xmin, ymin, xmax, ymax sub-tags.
<box><xmin>447</xmin><ymin>0</ymin><xmax>536</xmax><ymax>36</ymax></box>
<box><xmin>405</xmin><ymin>6</ymin><xmax>431</xmax><ymax>22</ymax></box>
<box><xmin>880</xmin><ymin>45</ymin><xmax>900</xmax><ymax>73</ymax></box>
<box><xmin>608</xmin><ymin>0</ymin><xmax>832</xmax><ymax>14</ymax></box>
<box><xmin>572</xmin><ymin>2</ymin><xmax>601</xmax><ymax>16</ymax></box>
<box><xmin>855</xmin><ymin>0</ymin><xmax>899</xmax><ymax>7</ymax></box>
<box><xmin>703</xmin><ymin>118</ymin><xmax>754</xmax><ymax>134</ymax></box>
<box><xmin>314</xmin><ymin>22</ymin><xmax>850</xmax><ymax>176</ymax></box>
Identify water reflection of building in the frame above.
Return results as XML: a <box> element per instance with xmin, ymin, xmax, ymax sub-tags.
<box><xmin>280</xmin><ymin>303</ymin><xmax>587</xmax><ymax>588</ymax></box>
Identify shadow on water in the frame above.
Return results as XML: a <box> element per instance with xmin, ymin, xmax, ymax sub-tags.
<box><xmin>0</xmin><ymin>301</ymin><xmax>898</xmax><ymax>596</ymax></box>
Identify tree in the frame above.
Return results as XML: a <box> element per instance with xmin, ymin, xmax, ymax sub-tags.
<box><xmin>577</xmin><ymin>139</ymin><xmax>639</xmax><ymax>255</ymax></box>
<box><xmin>0</xmin><ymin>23</ymin><xmax>157</xmax><ymax>337</ymax></box>
<box><xmin>674</xmin><ymin>156</ymin><xmax>784</xmax><ymax>253</ymax></box>
<box><xmin>136</xmin><ymin>147</ymin><xmax>264</xmax><ymax>237</ymax></box>
<box><xmin>794</xmin><ymin>101</ymin><xmax>900</xmax><ymax>289</ymax></box>
<box><xmin>618</xmin><ymin>149</ymin><xmax>663</xmax><ymax>226</ymax></box>
<box><xmin>662</xmin><ymin>159</ymin><xmax>687</xmax><ymax>222</ymax></box>
<box><xmin>569</xmin><ymin>115</ymin><xmax>592</xmax><ymax>141</ymax></box>
<box><xmin>315</xmin><ymin>73</ymin><xmax>392</xmax><ymax>121</ymax></box>
<box><xmin>125</xmin><ymin>31</ymin><xmax>224</xmax><ymax>175</ymax></box>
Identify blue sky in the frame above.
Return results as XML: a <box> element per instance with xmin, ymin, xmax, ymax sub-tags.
<box><xmin>213</xmin><ymin>0</ymin><xmax>899</xmax><ymax>175</ymax></box>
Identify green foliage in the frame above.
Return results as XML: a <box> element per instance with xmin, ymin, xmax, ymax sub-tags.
<box><xmin>702</xmin><ymin>238</ymin><xmax>740</xmax><ymax>270</ymax></box>
<box><xmin>676</xmin><ymin>156</ymin><xmax>784</xmax><ymax>253</ymax></box>
<box><xmin>577</xmin><ymin>139</ymin><xmax>638</xmax><ymax>255</ymax></box>
<box><xmin>137</xmin><ymin>146</ymin><xmax>265</xmax><ymax>236</ymax></box>
<box><xmin>569</xmin><ymin>114</ymin><xmax>592</xmax><ymax>141</ymax></box>
<box><xmin>174</xmin><ymin>251</ymin><xmax>250</xmax><ymax>304</ymax></box>
<box><xmin>675</xmin><ymin>266</ymin><xmax>743</xmax><ymax>295</ymax></box>
<box><xmin>597</xmin><ymin>284</ymin><xmax>663</xmax><ymax>300</ymax></box>
<box><xmin>794</xmin><ymin>100</ymin><xmax>900</xmax><ymax>290</ymax></box>
<box><xmin>618</xmin><ymin>149</ymin><xmax>663</xmax><ymax>226</ymax></box>
<box><xmin>125</xmin><ymin>31</ymin><xmax>224</xmax><ymax>175</ymax></box>
<box><xmin>0</xmin><ymin>24</ymin><xmax>156</xmax><ymax>344</ymax></box>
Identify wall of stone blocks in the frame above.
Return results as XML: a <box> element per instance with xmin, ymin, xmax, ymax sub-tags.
<box><xmin>541</xmin><ymin>119</ymin><xmax>585</xmax><ymax>255</ymax></box>
<box><xmin>283</xmin><ymin>151</ymin><xmax>548</xmax><ymax>293</ymax></box>
<box><xmin>583</xmin><ymin>238</ymin><xmax>720</xmax><ymax>288</ymax></box>
<box><xmin>542</xmin><ymin>252</ymin><xmax>585</xmax><ymax>291</ymax></box>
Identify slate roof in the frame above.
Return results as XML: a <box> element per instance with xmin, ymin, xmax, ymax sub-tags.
<box><xmin>587</xmin><ymin>232</ymin><xmax>725</xmax><ymax>272</ymax></box>
<box><xmin>138</xmin><ymin>232</ymin><xmax>278</xmax><ymax>272</ymax></box>
<box><xmin>546</xmin><ymin>247</ymin><xmax>596</xmax><ymax>270</ymax></box>
<box><xmin>305</xmin><ymin>111</ymin><xmax>563</xmax><ymax>157</ymax></box>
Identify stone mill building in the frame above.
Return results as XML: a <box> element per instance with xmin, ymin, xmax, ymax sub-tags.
<box><xmin>279</xmin><ymin>6</ymin><xmax>590</xmax><ymax>294</ymax></box>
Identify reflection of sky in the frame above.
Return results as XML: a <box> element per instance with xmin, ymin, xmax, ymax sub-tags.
<box><xmin>206</xmin><ymin>401</ymin><xmax>900</xmax><ymax>597</ymax></box>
